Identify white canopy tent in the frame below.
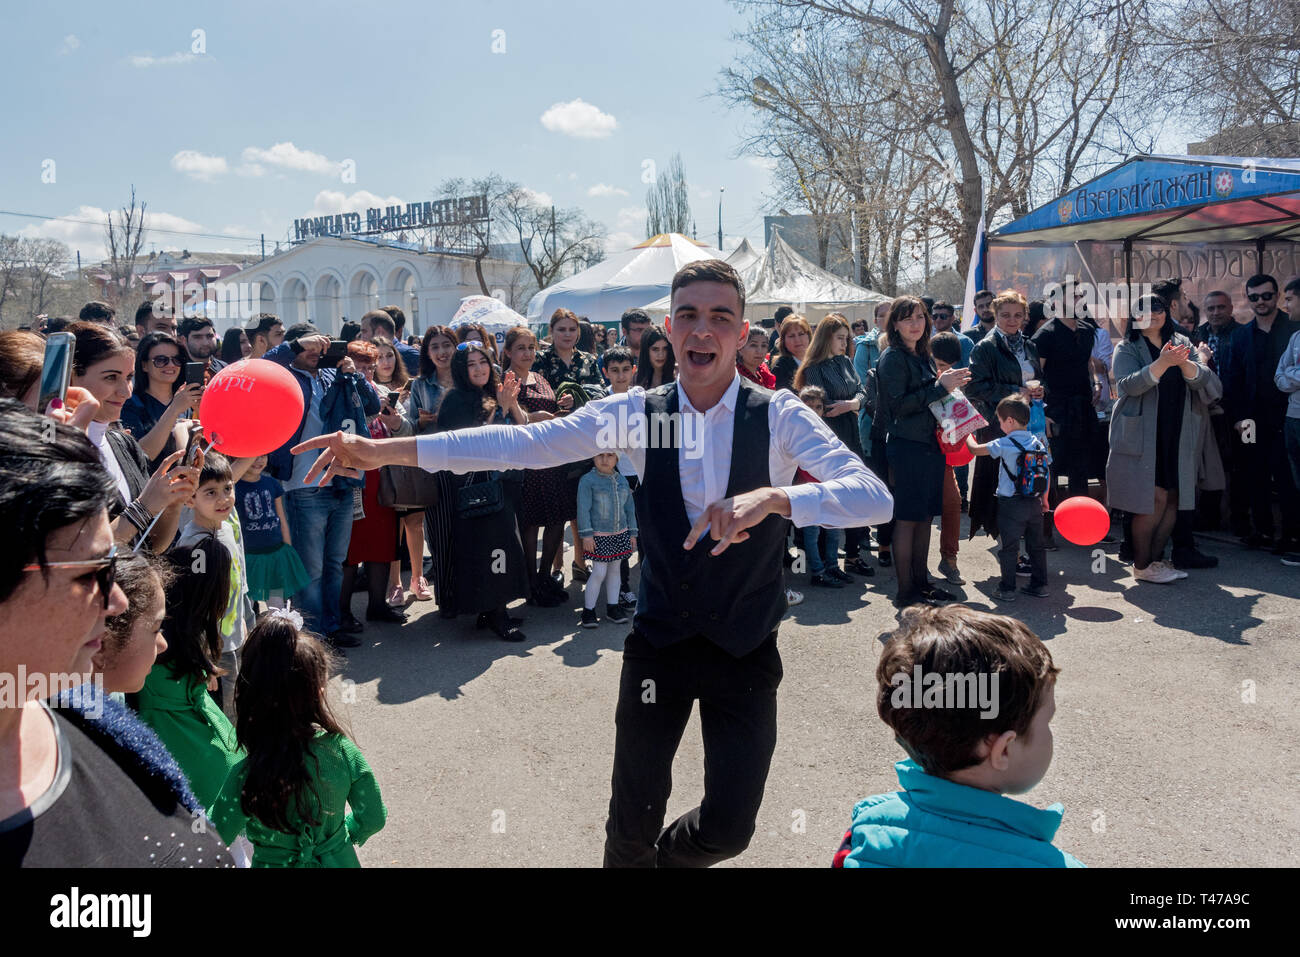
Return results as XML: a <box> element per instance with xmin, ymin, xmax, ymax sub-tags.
<box><xmin>526</xmin><ymin>233</ymin><xmax>723</xmax><ymax>327</ymax></box>
<box><xmin>643</xmin><ymin>229</ymin><xmax>888</xmax><ymax>324</ymax></box>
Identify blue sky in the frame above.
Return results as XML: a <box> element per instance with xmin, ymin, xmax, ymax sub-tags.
<box><xmin>1</xmin><ymin>0</ymin><xmax>776</xmax><ymax>263</ymax></box>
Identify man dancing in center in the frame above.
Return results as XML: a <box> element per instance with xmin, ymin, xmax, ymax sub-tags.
<box><xmin>294</xmin><ymin>260</ymin><xmax>894</xmax><ymax>866</ymax></box>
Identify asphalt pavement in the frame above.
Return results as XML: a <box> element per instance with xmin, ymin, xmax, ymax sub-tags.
<box><xmin>335</xmin><ymin>526</ymin><xmax>1299</xmax><ymax>868</ymax></box>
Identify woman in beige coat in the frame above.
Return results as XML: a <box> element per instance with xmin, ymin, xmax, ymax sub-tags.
<box><xmin>1107</xmin><ymin>295</ymin><xmax>1211</xmax><ymax>584</ymax></box>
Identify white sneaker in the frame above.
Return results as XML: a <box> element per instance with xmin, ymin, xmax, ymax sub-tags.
<box><xmin>1133</xmin><ymin>563</ymin><xmax>1180</xmax><ymax>584</ymax></box>
<box><xmin>785</xmin><ymin>587</ymin><xmax>804</xmax><ymax>607</ymax></box>
<box><xmin>1152</xmin><ymin>560</ymin><xmax>1188</xmax><ymax>580</ymax></box>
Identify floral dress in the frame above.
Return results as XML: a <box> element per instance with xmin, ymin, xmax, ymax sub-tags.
<box><xmin>532</xmin><ymin>346</ymin><xmax>607</xmax><ymax>399</ymax></box>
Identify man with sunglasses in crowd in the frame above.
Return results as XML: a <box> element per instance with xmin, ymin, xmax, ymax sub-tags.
<box><xmin>1222</xmin><ymin>273</ymin><xmax>1300</xmax><ymax>553</ymax></box>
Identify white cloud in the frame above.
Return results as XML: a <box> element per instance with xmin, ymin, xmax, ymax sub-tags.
<box><xmin>518</xmin><ymin>187</ymin><xmax>554</xmax><ymax>208</ymax></box>
<box><xmin>539</xmin><ymin>99</ymin><xmax>618</xmax><ymax>139</ymax></box>
<box><xmin>129</xmin><ymin>52</ymin><xmax>197</xmax><ymax>67</ymax></box>
<box><xmin>568</xmin><ymin>172</ymin><xmax>579</xmax><ymax>181</ymax></box>
<box><xmin>306</xmin><ymin>189</ymin><xmax>406</xmax><ymax>217</ymax></box>
<box><xmin>744</xmin><ymin>156</ymin><xmax>778</xmax><ymax>172</ymax></box>
<box><xmin>18</xmin><ymin>206</ymin><xmax>204</xmax><ymax>262</ymax></box>
<box><xmin>171</xmin><ymin>150</ymin><xmax>228</xmax><ymax>181</ymax></box>
<box><xmin>239</xmin><ymin>142</ymin><xmax>338</xmax><ymax>176</ymax></box>
<box><xmin>60</xmin><ymin>35</ymin><xmax>80</xmax><ymax>55</ymax></box>
<box><xmin>588</xmin><ymin>183</ymin><xmax>629</xmax><ymax>198</ymax></box>
<box><xmin>605</xmin><ymin>231</ymin><xmax>644</xmax><ymax>253</ymax></box>
<box><xmin>616</xmin><ymin>206</ymin><xmax>648</xmax><ymax>228</ymax></box>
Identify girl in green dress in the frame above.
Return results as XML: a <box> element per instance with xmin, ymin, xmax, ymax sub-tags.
<box><xmin>211</xmin><ymin>610</ymin><xmax>387</xmax><ymax>867</ymax></box>
<box><xmin>132</xmin><ymin>538</ymin><xmax>242</xmax><ymax>813</ymax></box>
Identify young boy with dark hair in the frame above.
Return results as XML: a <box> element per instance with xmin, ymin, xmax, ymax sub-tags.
<box><xmin>967</xmin><ymin>396</ymin><xmax>1050</xmax><ymax>601</ymax></box>
<box><xmin>176</xmin><ymin>450</ymin><xmax>253</xmax><ymax>718</ymax></box>
<box><xmin>834</xmin><ymin>604</ymin><xmax>1082</xmax><ymax>867</ymax></box>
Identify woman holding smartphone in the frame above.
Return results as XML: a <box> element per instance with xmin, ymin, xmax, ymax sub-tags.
<box><xmin>121</xmin><ymin>332</ymin><xmax>202</xmax><ymax>471</ymax></box>
<box><xmin>68</xmin><ymin>323</ymin><xmax>199</xmax><ymax>551</ymax></box>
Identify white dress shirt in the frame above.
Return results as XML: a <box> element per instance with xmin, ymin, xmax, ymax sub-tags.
<box><xmin>417</xmin><ymin>373</ymin><xmax>894</xmax><ymax>532</ymax></box>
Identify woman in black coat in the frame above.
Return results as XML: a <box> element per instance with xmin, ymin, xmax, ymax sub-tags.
<box><xmin>875</xmin><ymin>297</ymin><xmax>970</xmax><ymax>607</ymax></box>
<box><xmin>964</xmin><ymin>292</ymin><xmax>1043</xmax><ymax>538</ymax></box>
<box><xmin>438</xmin><ymin>342</ymin><xmax>531</xmax><ymax>640</ymax></box>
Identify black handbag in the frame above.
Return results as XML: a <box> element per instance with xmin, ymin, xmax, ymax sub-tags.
<box><xmin>377</xmin><ymin>465</ymin><xmax>441</xmax><ymax>509</ymax></box>
<box><xmin>455</xmin><ymin>471</ymin><xmax>505</xmax><ymax>518</ymax></box>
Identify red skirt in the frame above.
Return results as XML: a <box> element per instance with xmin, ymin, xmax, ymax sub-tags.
<box><xmin>347</xmin><ymin>471</ymin><xmax>399</xmax><ymax>564</ymax></box>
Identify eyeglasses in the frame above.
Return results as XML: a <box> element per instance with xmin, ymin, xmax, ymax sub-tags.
<box><xmin>150</xmin><ymin>354</ymin><xmax>184</xmax><ymax>368</ymax></box>
<box><xmin>932</xmin><ymin>313</ymin><xmax>952</xmax><ymax>321</ymax></box>
<box><xmin>456</xmin><ymin>340</ymin><xmax>484</xmax><ymax>351</ymax></box>
<box><xmin>22</xmin><ymin>544</ymin><xmax>118</xmax><ymax>609</ymax></box>
<box><xmin>1247</xmin><ymin>291</ymin><xmax>1275</xmax><ymax>302</ymax></box>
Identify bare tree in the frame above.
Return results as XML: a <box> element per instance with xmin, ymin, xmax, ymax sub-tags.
<box><xmin>499</xmin><ymin>189</ymin><xmax>606</xmax><ymax>291</ymax></box>
<box><xmin>646</xmin><ymin>153</ymin><xmax>692</xmax><ymax>236</ymax></box>
<box><xmin>23</xmin><ymin>238</ymin><xmax>69</xmax><ymax>317</ymax></box>
<box><xmin>437</xmin><ymin>174</ymin><xmax>514</xmax><ymax>296</ymax></box>
<box><xmin>0</xmin><ymin>236</ymin><xmax>23</xmax><ymax>325</ymax></box>
<box><xmin>1171</xmin><ymin>0</ymin><xmax>1300</xmax><ymax>154</ymax></box>
<box><xmin>731</xmin><ymin>0</ymin><xmax>1158</xmax><ymax>277</ymax></box>
<box><xmin>104</xmin><ymin>186</ymin><xmax>148</xmax><ymax>308</ymax></box>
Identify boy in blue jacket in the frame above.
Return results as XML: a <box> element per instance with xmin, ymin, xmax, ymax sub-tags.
<box><xmin>834</xmin><ymin>604</ymin><xmax>1083</xmax><ymax>867</ymax></box>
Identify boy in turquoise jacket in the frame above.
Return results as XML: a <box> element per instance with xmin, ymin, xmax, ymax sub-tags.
<box><xmin>835</xmin><ymin>604</ymin><xmax>1084</xmax><ymax>867</ymax></box>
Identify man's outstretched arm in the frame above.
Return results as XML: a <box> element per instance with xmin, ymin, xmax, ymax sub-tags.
<box><xmin>291</xmin><ymin>391</ymin><xmax>642</xmax><ymax>487</ymax></box>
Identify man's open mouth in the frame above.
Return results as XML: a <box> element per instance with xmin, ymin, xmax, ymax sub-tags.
<box><xmin>686</xmin><ymin>349</ymin><xmax>716</xmax><ymax>368</ymax></box>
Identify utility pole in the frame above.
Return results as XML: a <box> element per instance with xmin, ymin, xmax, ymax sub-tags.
<box><xmin>261</xmin><ymin>234</ymin><xmax>266</xmax><ymax>260</ymax></box>
<box><xmin>717</xmin><ymin>187</ymin><xmax>725</xmax><ymax>250</ymax></box>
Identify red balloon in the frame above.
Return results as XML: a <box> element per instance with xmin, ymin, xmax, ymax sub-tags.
<box><xmin>1053</xmin><ymin>495</ymin><xmax>1111</xmax><ymax>546</ymax></box>
<box><xmin>197</xmin><ymin>359</ymin><xmax>304</xmax><ymax>459</ymax></box>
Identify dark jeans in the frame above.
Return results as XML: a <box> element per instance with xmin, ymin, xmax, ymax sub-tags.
<box><xmin>996</xmin><ymin>495</ymin><xmax>1046</xmax><ymax>590</ymax></box>
<box><xmin>284</xmin><ymin>484</ymin><xmax>354</xmax><ymax>635</ymax></box>
<box><xmin>603</xmin><ymin>631</ymin><xmax>782</xmax><ymax>868</ymax></box>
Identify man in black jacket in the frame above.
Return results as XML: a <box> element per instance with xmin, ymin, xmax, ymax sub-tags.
<box><xmin>1222</xmin><ymin>273</ymin><xmax>1300</xmax><ymax>550</ymax></box>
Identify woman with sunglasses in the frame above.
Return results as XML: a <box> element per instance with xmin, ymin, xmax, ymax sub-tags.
<box><xmin>122</xmin><ymin>332</ymin><xmax>202</xmax><ymax>471</ymax></box>
<box><xmin>1107</xmin><ymin>294</ymin><xmax>1212</xmax><ymax>585</ymax></box>
<box><xmin>0</xmin><ymin>401</ymin><xmax>234</xmax><ymax>867</ymax></box>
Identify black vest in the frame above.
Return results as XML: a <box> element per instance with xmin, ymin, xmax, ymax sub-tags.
<box><xmin>632</xmin><ymin>378</ymin><xmax>788</xmax><ymax>657</ymax></box>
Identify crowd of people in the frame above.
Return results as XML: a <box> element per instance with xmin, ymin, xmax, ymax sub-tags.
<box><xmin>2</xmin><ymin>258</ymin><xmax>1297</xmax><ymax>869</ymax></box>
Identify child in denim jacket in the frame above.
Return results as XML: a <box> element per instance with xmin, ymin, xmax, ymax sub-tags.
<box><xmin>576</xmin><ymin>452</ymin><xmax>638</xmax><ymax>629</ymax></box>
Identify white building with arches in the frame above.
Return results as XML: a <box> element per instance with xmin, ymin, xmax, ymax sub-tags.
<box><xmin>216</xmin><ymin>235</ymin><xmax>533</xmax><ymax>336</ymax></box>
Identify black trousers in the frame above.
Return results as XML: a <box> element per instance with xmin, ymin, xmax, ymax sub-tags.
<box><xmin>603</xmin><ymin>630</ymin><xmax>782</xmax><ymax>868</ymax></box>
<box><xmin>1230</xmin><ymin>421</ymin><xmax>1300</xmax><ymax>541</ymax></box>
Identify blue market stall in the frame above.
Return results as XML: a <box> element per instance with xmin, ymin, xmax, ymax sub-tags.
<box><xmin>983</xmin><ymin>154</ymin><xmax>1300</xmax><ymax>327</ymax></box>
